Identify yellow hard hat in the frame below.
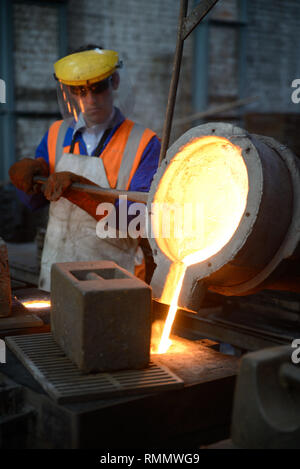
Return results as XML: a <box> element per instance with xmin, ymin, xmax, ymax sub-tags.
<box><xmin>54</xmin><ymin>49</ymin><xmax>120</xmax><ymax>86</ymax></box>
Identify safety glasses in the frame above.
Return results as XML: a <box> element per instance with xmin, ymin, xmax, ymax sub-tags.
<box><xmin>69</xmin><ymin>77</ymin><xmax>112</xmax><ymax>97</ymax></box>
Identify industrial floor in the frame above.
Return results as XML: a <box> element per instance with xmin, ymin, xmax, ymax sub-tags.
<box><xmin>0</xmin><ymin>242</ymin><xmax>239</xmax><ymax>448</ymax></box>
<box><xmin>2</xmin><ymin>242</ymin><xmax>299</xmax><ymax>449</ymax></box>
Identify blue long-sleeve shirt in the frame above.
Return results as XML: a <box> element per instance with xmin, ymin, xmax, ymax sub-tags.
<box><xmin>17</xmin><ymin>109</ymin><xmax>160</xmax><ymax>219</ymax></box>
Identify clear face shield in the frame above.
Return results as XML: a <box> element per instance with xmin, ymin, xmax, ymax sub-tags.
<box><xmin>56</xmin><ymin>64</ymin><xmax>134</xmax><ymax>126</ymax></box>
<box><xmin>112</xmin><ymin>64</ymin><xmax>135</xmax><ymax>118</ymax></box>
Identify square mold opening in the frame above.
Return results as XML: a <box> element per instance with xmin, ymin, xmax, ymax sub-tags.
<box><xmin>70</xmin><ymin>268</ymin><xmax>131</xmax><ymax>281</ymax></box>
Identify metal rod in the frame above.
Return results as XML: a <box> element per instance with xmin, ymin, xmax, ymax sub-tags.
<box><xmin>158</xmin><ymin>0</ymin><xmax>188</xmax><ymax>166</ymax></box>
<box><xmin>158</xmin><ymin>0</ymin><xmax>220</xmax><ymax>166</ymax></box>
<box><xmin>173</xmin><ymin>96</ymin><xmax>258</xmax><ymax>127</ymax></box>
<box><xmin>33</xmin><ymin>176</ymin><xmax>149</xmax><ymax>204</ymax></box>
<box><xmin>181</xmin><ymin>0</ymin><xmax>220</xmax><ymax>40</ymax></box>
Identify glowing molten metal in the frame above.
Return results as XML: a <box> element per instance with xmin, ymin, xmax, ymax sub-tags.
<box><xmin>21</xmin><ymin>300</ymin><xmax>51</xmax><ymax>309</ymax></box>
<box><xmin>151</xmin><ymin>136</ymin><xmax>249</xmax><ymax>354</ymax></box>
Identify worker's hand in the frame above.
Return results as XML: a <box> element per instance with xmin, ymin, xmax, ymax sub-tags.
<box><xmin>43</xmin><ymin>171</ymin><xmax>81</xmax><ymax>201</ymax></box>
<box><xmin>9</xmin><ymin>157</ymin><xmax>49</xmax><ymax>195</ymax></box>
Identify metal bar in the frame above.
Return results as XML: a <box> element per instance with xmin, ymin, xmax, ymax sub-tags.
<box><xmin>173</xmin><ymin>310</ymin><xmax>289</xmax><ymax>352</ymax></box>
<box><xmin>158</xmin><ymin>0</ymin><xmax>188</xmax><ymax>166</ymax></box>
<box><xmin>181</xmin><ymin>0</ymin><xmax>219</xmax><ymax>40</ymax></box>
<box><xmin>33</xmin><ymin>176</ymin><xmax>149</xmax><ymax>204</ymax></box>
<box><xmin>173</xmin><ymin>96</ymin><xmax>257</xmax><ymax>127</ymax></box>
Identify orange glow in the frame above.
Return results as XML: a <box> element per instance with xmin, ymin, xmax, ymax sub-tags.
<box><xmin>79</xmin><ymin>98</ymin><xmax>85</xmax><ymax>113</ymax></box>
<box><xmin>157</xmin><ymin>264</ymin><xmax>186</xmax><ymax>354</ymax></box>
<box><xmin>151</xmin><ymin>320</ymin><xmax>164</xmax><ymax>354</ymax></box>
<box><xmin>153</xmin><ymin>135</ymin><xmax>249</xmax><ymax>353</ymax></box>
<box><xmin>73</xmin><ymin>107</ymin><xmax>78</xmax><ymax>121</ymax></box>
<box><xmin>21</xmin><ymin>300</ymin><xmax>51</xmax><ymax>309</ymax></box>
<box><xmin>152</xmin><ymin>136</ymin><xmax>248</xmax><ymax>263</ymax></box>
<box><xmin>151</xmin><ymin>321</ymin><xmax>189</xmax><ymax>355</ymax></box>
<box><xmin>160</xmin><ymin>262</ymin><xmax>186</xmax><ymax>305</ymax></box>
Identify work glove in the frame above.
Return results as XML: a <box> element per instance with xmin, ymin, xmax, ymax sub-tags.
<box><xmin>43</xmin><ymin>171</ymin><xmax>114</xmax><ymax>221</ymax></box>
<box><xmin>43</xmin><ymin>171</ymin><xmax>81</xmax><ymax>202</ymax></box>
<box><xmin>9</xmin><ymin>157</ymin><xmax>49</xmax><ymax>195</ymax></box>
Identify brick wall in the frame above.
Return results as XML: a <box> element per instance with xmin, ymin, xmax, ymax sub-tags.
<box><xmin>11</xmin><ymin>0</ymin><xmax>300</xmax><ymax>159</ymax></box>
<box><xmin>66</xmin><ymin>0</ymin><xmax>193</xmax><ymax>140</ymax></box>
<box><xmin>246</xmin><ymin>0</ymin><xmax>300</xmax><ymax>113</ymax></box>
<box><xmin>13</xmin><ymin>3</ymin><xmax>59</xmax><ymax>160</ymax></box>
<box><xmin>12</xmin><ymin>0</ymin><xmax>193</xmax><ymax>161</ymax></box>
<box><xmin>205</xmin><ymin>0</ymin><xmax>300</xmax><ymax>118</ymax></box>
<box><xmin>208</xmin><ymin>0</ymin><xmax>239</xmax><ymax>108</ymax></box>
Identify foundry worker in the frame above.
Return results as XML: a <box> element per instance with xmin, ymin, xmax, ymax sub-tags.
<box><xmin>9</xmin><ymin>45</ymin><xmax>160</xmax><ymax>291</ymax></box>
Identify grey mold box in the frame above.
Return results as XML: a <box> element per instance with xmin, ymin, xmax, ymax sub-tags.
<box><xmin>50</xmin><ymin>260</ymin><xmax>152</xmax><ymax>373</ymax></box>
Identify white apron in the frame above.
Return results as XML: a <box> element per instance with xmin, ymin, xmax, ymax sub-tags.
<box><xmin>38</xmin><ymin>153</ymin><xmax>139</xmax><ymax>291</ymax></box>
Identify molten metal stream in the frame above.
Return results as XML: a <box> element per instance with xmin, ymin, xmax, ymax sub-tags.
<box><xmin>152</xmin><ymin>135</ymin><xmax>249</xmax><ymax>354</ymax></box>
<box><xmin>157</xmin><ymin>264</ymin><xmax>186</xmax><ymax>353</ymax></box>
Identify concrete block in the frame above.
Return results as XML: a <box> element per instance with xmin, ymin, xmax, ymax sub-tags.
<box><xmin>51</xmin><ymin>260</ymin><xmax>152</xmax><ymax>373</ymax></box>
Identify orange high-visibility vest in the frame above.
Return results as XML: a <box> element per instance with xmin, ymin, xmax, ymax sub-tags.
<box><xmin>47</xmin><ymin>118</ymin><xmax>156</xmax><ymax>281</ymax></box>
<box><xmin>47</xmin><ymin>118</ymin><xmax>156</xmax><ymax>190</ymax></box>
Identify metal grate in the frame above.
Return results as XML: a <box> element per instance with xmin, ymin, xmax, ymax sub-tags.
<box><xmin>6</xmin><ymin>333</ymin><xmax>184</xmax><ymax>404</ymax></box>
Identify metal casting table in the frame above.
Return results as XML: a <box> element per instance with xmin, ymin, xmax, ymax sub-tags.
<box><xmin>0</xmin><ymin>335</ymin><xmax>238</xmax><ymax>449</ymax></box>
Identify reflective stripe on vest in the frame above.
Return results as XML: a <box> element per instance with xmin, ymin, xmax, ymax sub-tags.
<box><xmin>48</xmin><ymin>118</ymin><xmax>78</xmax><ymax>174</ymax></box>
<box><xmin>47</xmin><ymin>119</ymin><xmax>156</xmax><ymax>189</ymax></box>
<box><xmin>48</xmin><ymin>120</ymin><xmax>62</xmax><ymax>174</ymax></box>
